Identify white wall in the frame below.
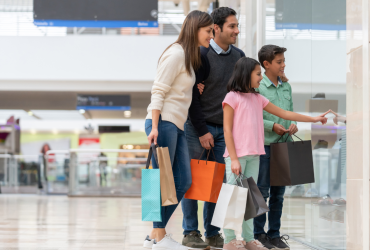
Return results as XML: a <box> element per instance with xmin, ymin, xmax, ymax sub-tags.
<box><xmin>0</xmin><ymin>35</ymin><xmax>178</xmax><ymax>92</ymax></box>
<box><xmin>0</xmin><ymin>35</ymin><xmax>346</xmax><ymax>94</ymax></box>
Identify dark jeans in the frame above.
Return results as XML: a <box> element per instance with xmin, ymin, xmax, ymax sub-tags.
<box><xmin>254</xmin><ymin>146</ymin><xmax>286</xmax><ymax>239</ymax></box>
<box><xmin>181</xmin><ymin>120</ymin><xmax>225</xmax><ymax>238</ymax></box>
<box><xmin>145</xmin><ymin>117</ymin><xmax>192</xmax><ymax>228</ymax></box>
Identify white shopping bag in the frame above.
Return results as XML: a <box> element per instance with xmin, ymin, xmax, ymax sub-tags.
<box><xmin>211</xmin><ymin>179</ymin><xmax>248</xmax><ymax>231</ymax></box>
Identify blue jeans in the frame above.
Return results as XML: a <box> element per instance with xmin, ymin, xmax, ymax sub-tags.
<box><xmin>254</xmin><ymin>146</ymin><xmax>286</xmax><ymax>239</ymax></box>
<box><xmin>145</xmin><ymin>117</ymin><xmax>192</xmax><ymax>228</ymax></box>
<box><xmin>181</xmin><ymin>120</ymin><xmax>225</xmax><ymax>238</ymax></box>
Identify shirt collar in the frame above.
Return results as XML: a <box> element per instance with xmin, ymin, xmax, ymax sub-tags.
<box><xmin>210</xmin><ymin>39</ymin><xmax>231</xmax><ymax>54</ymax></box>
<box><xmin>262</xmin><ymin>73</ymin><xmax>283</xmax><ymax>87</ymax></box>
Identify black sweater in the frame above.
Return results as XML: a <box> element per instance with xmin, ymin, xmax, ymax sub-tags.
<box><xmin>188</xmin><ymin>45</ymin><xmax>245</xmax><ymax>137</ymax></box>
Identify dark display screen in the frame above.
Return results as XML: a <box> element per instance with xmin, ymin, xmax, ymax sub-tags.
<box><xmin>275</xmin><ymin>0</ymin><xmax>346</xmax><ymax>30</ymax></box>
<box><xmin>34</xmin><ymin>0</ymin><xmax>158</xmax><ymax>27</ymax></box>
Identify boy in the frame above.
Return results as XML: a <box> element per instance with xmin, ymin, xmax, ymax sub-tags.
<box><xmin>254</xmin><ymin>45</ymin><xmax>295</xmax><ymax>250</ymax></box>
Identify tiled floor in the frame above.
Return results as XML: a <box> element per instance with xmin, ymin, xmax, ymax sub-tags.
<box><xmin>0</xmin><ymin>195</ymin><xmax>314</xmax><ymax>250</ymax></box>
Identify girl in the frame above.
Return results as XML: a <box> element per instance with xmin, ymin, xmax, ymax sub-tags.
<box><xmin>144</xmin><ymin>10</ymin><xmax>214</xmax><ymax>250</ymax></box>
<box><xmin>222</xmin><ymin>57</ymin><xmax>329</xmax><ymax>250</ymax></box>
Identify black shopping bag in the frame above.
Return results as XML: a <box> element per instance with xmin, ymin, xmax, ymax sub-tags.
<box><xmin>238</xmin><ymin>175</ymin><xmax>269</xmax><ymax>221</ymax></box>
<box><xmin>270</xmin><ymin>134</ymin><xmax>315</xmax><ymax>186</ymax></box>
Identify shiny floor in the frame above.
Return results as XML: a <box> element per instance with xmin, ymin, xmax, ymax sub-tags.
<box><xmin>0</xmin><ymin>195</ymin><xmax>315</xmax><ymax>250</ymax></box>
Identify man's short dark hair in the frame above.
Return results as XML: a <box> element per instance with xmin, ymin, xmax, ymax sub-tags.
<box><xmin>258</xmin><ymin>45</ymin><xmax>287</xmax><ymax>69</ymax></box>
<box><xmin>211</xmin><ymin>7</ymin><xmax>237</xmax><ymax>35</ymax></box>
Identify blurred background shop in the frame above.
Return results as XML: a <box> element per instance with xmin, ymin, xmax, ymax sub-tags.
<box><xmin>0</xmin><ymin>0</ymin><xmax>368</xmax><ymax>249</ymax></box>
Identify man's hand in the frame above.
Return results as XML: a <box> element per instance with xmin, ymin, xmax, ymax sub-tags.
<box><xmin>281</xmin><ymin>73</ymin><xmax>289</xmax><ymax>82</ymax></box>
<box><xmin>273</xmin><ymin>123</ymin><xmax>289</xmax><ymax>136</ymax></box>
<box><xmin>199</xmin><ymin>132</ymin><xmax>214</xmax><ymax>149</ymax></box>
<box><xmin>197</xmin><ymin>82</ymin><xmax>205</xmax><ymax>95</ymax></box>
<box><xmin>288</xmin><ymin>124</ymin><xmax>298</xmax><ymax>135</ymax></box>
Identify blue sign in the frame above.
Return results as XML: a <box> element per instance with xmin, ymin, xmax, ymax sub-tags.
<box><xmin>76</xmin><ymin>95</ymin><xmax>131</xmax><ymax>111</ymax></box>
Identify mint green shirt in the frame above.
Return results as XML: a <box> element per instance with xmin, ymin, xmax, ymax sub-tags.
<box><xmin>256</xmin><ymin>73</ymin><xmax>296</xmax><ymax>145</ymax></box>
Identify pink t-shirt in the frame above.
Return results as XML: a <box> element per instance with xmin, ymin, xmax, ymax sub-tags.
<box><xmin>222</xmin><ymin>91</ymin><xmax>270</xmax><ymax>158</ymax></box>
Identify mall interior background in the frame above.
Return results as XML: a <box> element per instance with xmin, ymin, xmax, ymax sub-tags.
<box><xmin>0</xmin><ymin>0</ymin><xmax>368</xmax><ymax>249</ymax></box>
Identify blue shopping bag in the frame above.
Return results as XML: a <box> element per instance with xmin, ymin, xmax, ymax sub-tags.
<box><xmin>142</xmin><ymin>143</ymin><xmax>162</xmax><ymax>222</ymax></box>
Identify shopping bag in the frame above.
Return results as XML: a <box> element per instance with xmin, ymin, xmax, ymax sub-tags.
<box><xmin>184</xmin><ymin>149</ymin><xmax>225</xmax><ymax>203</ymax></box>
<box><xmin>156</xmin><ymin>146</ymin><xmax>178</xmax><ymax>206</ymax></box>
<box><xmin>141</xmin><ymin>143</ymin><xmax>162</xmax><ymax>222</ymax></box>
<box><xmin>239</xmin><ymin>175</ymin><xmax>269</xmax><ymax>221</ymax></box>
<box><xmin>211</xmin><ymin>175</ymin><xmax>248</xmax><ymax>231</ymax></box>
<box><xmin>270</xmin><ymin>134</ymin><xmax>315</xmax><ymax>186</ymax></box>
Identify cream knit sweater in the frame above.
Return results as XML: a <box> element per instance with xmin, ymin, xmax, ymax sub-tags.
<box><xmin>146</xmin><ymin>43</ymin><xmax>195</xmax><ymax>131</ymax></box>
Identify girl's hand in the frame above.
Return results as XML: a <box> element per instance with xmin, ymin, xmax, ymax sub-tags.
<box><xmin>231</xmin><ymin>159</ymin><xmax>242</xmax><ymax>175</ymax></box>
<box><xmin>313</xmin><ymin>110</ymin><xmax>331</xmax><ymax>124</ymax></box>
<box><xmin>147</xmin><ymin>129</ymin><xmax>158</xmax><ymax>145</ymax></box>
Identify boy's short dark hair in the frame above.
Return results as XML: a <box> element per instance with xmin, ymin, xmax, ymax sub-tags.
<box><xmin>258</xmin><ymin>45</ymin><xmax>287</xmax><ymax>69</ymax></box>
<box><xmin>211</xmin><ymin>7</ymin><xmax>236</xmax><ymax>36</ymax></box>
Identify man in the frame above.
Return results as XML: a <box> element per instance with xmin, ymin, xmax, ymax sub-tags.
<box><xmin>181</xmin><ymin>7</ymin><xmax>244</xmax><ymax>250</ymax></box>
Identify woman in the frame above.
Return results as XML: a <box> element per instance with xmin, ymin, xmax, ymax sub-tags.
<box><xmin>144</xmin><ymin>10</ymin><xmax>214</xmax><ymax>250</ymax></box>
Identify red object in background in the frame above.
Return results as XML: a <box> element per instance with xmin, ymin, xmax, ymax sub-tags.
<box><xmin>79</xmin><ymin>138</ymin><xmax>100</xmax><ymax>146</ymax></box>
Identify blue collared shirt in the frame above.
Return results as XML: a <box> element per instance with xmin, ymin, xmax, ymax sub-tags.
<box><xmin>210</xmin><ymin>39</ymin><xmax>231</xmax><ymax>54</ymax></box>
<box><xmin>268</xmin><ymin>76</ymin><xmax>283</xmax><ymax>87</ymax></box>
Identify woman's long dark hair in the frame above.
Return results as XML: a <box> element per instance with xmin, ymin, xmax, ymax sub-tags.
<box><xmin>159</xmin><ymin>10</ymin><xmax>213</xmax><ymax>75</ymax></box>
<box><xmin>227</xmin><ymin>57</ymin><xmax>260</xmax><ymax>93</ymax></box>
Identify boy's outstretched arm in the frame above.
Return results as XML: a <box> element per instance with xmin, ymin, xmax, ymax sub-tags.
<box><xmin>264</xmin><ymin>102</ymin><xmax>330</xmax><ymax>124</ymax></box>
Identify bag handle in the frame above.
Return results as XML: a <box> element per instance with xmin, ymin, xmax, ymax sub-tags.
<box><xmin>276</xmin><ymin>133</ymin><xmax>286</xmax><ymax>143</ymax></box>
<box><xmin>286</xmin><ymin>134</ymin><xmax>304</xmax><ymax>144</ymax></box>
<box><xmin>226</xmin><ymin>172</ymin><xmax>244</xmax><ymax>187</ymax></box>
<box><xmin>198</xmin><ymin>147</ymin><xmax>217</xmax><ymax>165</ymax></box>
<box><xmin>276</xmin><ymin>133</ymin><xmax>304</xmax><ymax>144</ymax></box>
<box><xmin>145</xmin><ymin>143</ymin><xmax>159</xmax><ymax>169</ymax></box>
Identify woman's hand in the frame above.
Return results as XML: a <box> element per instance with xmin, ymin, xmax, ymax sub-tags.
<box><xmin>147</xmin><ymin>128</ymin><xmax>158</xmax><ymax>145</ymax></box>
<box><xmin>330</xmin><ymin>110</ymin><xmax>347</xmax><ymax>125</ymax></box>
<box><xmin>197</xmin><ymin>82</ymin><xmax>205</xmax><ymax>95</ymax></box>
<box><xmin>281</xmin><ymin>73</ymin><xmax>289</xmax><ymax>82</ymax></box>
<box><xmin>231</xmin><ymin>159</ymin><xmax>242</xmax><ymax>175</ymax></box>
<box><xmin>313</xmin><ymin>110</ymin><xmax>331</xmax><ymax>124</ymax></box>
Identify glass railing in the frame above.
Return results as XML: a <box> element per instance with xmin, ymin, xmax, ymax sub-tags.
<box><xmin>0</xmin><ymin>148</ymin><xmax>149</xmax><ymax>196</ymax></box>
<box><xmin>0</xmin><ymin>154</ymin><xmax>43</xmax><ymax>194</ymax></box>
<box><xmin>45</xmin><ymin>149</ymin><xmax>149</xmax><ymax>196</ymax></box>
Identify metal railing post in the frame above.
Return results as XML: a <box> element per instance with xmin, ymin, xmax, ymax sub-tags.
<box><xmin>37</xmin><ymin>155</ymin><xmax>43</xmax><ymax>190</ymax></box>
<box><xmin>68</xmin><ymin>152</ymin><xmax>77</xmax><ymax>195</ymax></box>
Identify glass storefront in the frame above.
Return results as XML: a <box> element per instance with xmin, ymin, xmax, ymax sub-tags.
<box><xmin>232</xmin><ymin>0</ymin><xmax>348</xmax><ymax>248</ymax></box>
<box><xmin>265</xmin><ymin>0</ymin><xmax>347</xmax><ymax>250</ymax></box>
<box><xmin>266</xmin><ymin>1</ymin><xmax>347</xmax><ymax>249</ymax></box>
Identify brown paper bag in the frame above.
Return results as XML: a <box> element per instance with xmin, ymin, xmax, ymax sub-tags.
<box><xmin>156</xmin><ymin>147</ymin><xmax>178</xmax><ymax>206</ymax></box>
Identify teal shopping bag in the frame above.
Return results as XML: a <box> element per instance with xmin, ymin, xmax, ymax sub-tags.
<box><xmin>142</xmin><ymin>143</ymin><xmax>162</xmax><ymax>222</ymax></box>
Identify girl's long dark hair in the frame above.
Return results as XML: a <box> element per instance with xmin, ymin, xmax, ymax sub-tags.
<box><xmin>159</xmin><ymin>10</ymin><xmax>213</xmax><ymax>75</ymax></box>
<box><xmin>227</xmin><ymin>57</ymin><xmax>260</xmax><ymax>93</ymax></box>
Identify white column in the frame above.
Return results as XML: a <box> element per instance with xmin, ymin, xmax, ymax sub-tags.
<box><xmin>362</xmin><ymin>0</ymin><xmax>370</xmax><ymax>249</ymax></box>
<box><xmin>256</xmin><ymin>0</ymin><xmax>265</xmax><ymax>56</ymax></box>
